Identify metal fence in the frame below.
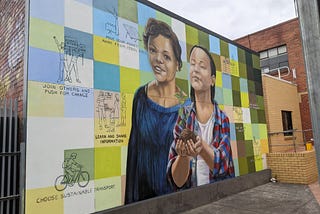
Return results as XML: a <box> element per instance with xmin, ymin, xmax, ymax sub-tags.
<box><xmin>0</xmin><ymin>98</ymin><xmax>20</xmax><ymax>214</ymax></box>
<box><xmin>268</xmin><ymin>129</ymin><xmax>313</xmax><ymax>152</ymax></box>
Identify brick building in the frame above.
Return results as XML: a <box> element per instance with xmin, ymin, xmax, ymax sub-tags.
<box><xmin>235</xmin><ymin>18</ymin><xmax>313</xmax><ymax>145</ymax></box>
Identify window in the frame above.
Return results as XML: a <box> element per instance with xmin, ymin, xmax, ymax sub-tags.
<box><xmin>282</xmin><ymin>110</ymin><xmax>293</xmax><ymax>136</ymax></box>
<box><xmin>259</xmin><ymin>45</ymin><xmax>288</xmax><ymax>73</ymax></box>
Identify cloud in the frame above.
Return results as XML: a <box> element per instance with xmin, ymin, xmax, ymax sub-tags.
<box><xmin>148</xmin><ymin>0</ymin><xmax>296</xmax><ymax>39</ymax></box>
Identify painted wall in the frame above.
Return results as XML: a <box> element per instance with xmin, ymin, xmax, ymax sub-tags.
<box><xmin>25</xmin><ymin>0</ymin><xmax>268</xmax><ymax>213</ymax></box>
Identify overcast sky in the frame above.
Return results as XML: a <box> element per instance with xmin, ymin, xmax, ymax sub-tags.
<box><xmin>148</xmin><ymin>0</ymin><xmax>297</xmax><ymax>40</ymax></box>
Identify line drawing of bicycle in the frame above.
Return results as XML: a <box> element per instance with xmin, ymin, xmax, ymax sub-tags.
<box><xmin>54</xmin><ymin>165</ymin><xmax>90</xmax><ymax>191</ymax></box>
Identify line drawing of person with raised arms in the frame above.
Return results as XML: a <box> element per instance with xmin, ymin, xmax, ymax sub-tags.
<box><xmin>53</xmin><ymin>36</ymin><xmax>67</xmax><ymax>83</ymax></box>
<box><xmin>167</xmin><ymin>45</ymin><xmax>235</xmax><ymax>190</ymax></box>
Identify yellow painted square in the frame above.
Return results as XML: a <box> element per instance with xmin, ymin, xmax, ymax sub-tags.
<box><xmin>120</xmin><ymin>67</ymin><xmax>140</xmax><ymax>93</ymax></box>
<box><xmin>26</xmin><ymin>187</ymin><xmax>63</xmax><ymax>214</ymax></box>
<box><xmin>230</xmin><ymin>60</ymin><xmax>239</xmax><ymax>77</ymax></box>
<box><xmin>243</xmin><ymin>123</ymin><xmax>253</xmax><ymax>140</ymax></box>
<box><xmin>259</xmin><ymin>124</ymin><xmax>268</xmax><ymax>139</ymax></box>
<box><xmin>29</xmin><ymin>17</ymin><xmax>64</xmax><ymax>52</ymax></box>
<box><xmin>240</xmin><ymin>92</ymin><xmax>249</xmax><ymax>108</ymax></box>
<box><xmin>94</xmin><ymin>177</ymin><xmax>122</xmax><ymax>211</ymax></box>
<box><xmin>94</xmin><ymin>36</ymin><xmax>119</xmax><ymax>65</ymax></box>
<box><xmin>233</xmin><ymin>106</ymin><xmax>243</xmax><ymax>123</ymax></box>
<box><xmin>254</xmin><ymin>155</ymin><xmax>263</xmax><ymax>171</ymax></box>
<box><xmin>95</xmin><ymin>147</ymin><xmax>121</xmax><ymax>179</ymax></box>
<box><xmin>215</xmin><ymin>71</ymin><xmax>222</xmax><ymax>87</ymax></box>
<box><xmin>28</xmin><ymin>81</ymin><xmax>64</xmax><ymax>117</ymax></box>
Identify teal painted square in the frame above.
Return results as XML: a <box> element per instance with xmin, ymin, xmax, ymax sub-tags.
<box><xmin>94</xmin><ymin>62</ymin><xmax>120</xmax><ymax>91</ymax></box>
<box><xmin>235</xmin><ymin>123</ymin><xmax>244</xmax><ymax>141</ymax></box>
<box><xmin>65</xmin><ymin>27</ymin><xmax>93</xmax><ymax>60</ymax></box>
<box><xmin>93</xmin><ymin>0</ymin><xmax>118</xmax><ymax>14</ymax></box>
<box><xmin>118</xmin><ymin>0</ymin><xmax>137</xmax><ymax>23</ymax></box>
<box><xmin>238</xmin><ymin>48</ymin><xmax>246</xmax><ymax>64</ymax></box>
<box><xmin>222</xmin><ymin>73</ymin><xmax>232</xmax><ymax>89</ymax></box>
<box><xmin>140</xmin><ymin>71</ymin><xmax>153</xmax><ymax>85</ymax></box>
<box><xmin>240</xmin><ymin>78</ymin><xmax>248</xmax><ymax>92</ymax></box>
<box><xmin>250</xmin><ymin>109</ymin><xmax>259</xmax><ymax>123</ymax></box>
<box><xmin>252</xmin><ymin>124</ymin><xmax>260</xmax><ymax>139</ymax></box>
<box><xmin>209</xmin><ymin>35</ymin><xmax>220</xmax><ymax>55</ymax></box>
<box><xmin>231</xmin><ymin>76</ymin><xmax>240</xmax><ymax>91</ymax></box>
<box><xmin>220</xmin><ymin>40</ymin><xmax>229</xmax><ymax>58</ymax></box>
<box><xmin>198</xmin><ymin>31</ymin><xmax>209</xmax><ymax>51</ymax></box>
<box><xmin>238</xmin><ymin>157</ymin><xmax>248</xmax><ymax>175</ymax></box>
<box><xmin>139</xmin><ymin>49</ymin><xmax>152</xmax><ymax>72</ymax></box>
<box><xmin>257</xmin><ymin>109</ymin><xmax>266</xmax><ymax>123</ymax></box>
<box><xmin>233</xmin><ymin>158</ymin><xmax>240</xmax><ymax>177</ymax></box>
<box><xmin>232</xmin><ymin>90</ymin><xmax>241</xmax><ymax>107</ymax></box>
<box><xmin>230</xmin><ymin>123</ymin><xmax>236</xmax><ymax>141</ymax></box>
<box><xmin>247</xmin><ymin>156</ymin><xmax>256</xmax><ymax>173</ymax></box>
<box><xmin>223</xmin><ymin>88</ymin><xmax>233</xmax><ymax>105</ymax></box>
<box><xmin>257</xmin><ymin>95</ymin><xmax>265</xmax><ymax>110</ymax></box>
<box><xmin>137</xmin><ymin>2</ymin><xmax>156</xmax><ymax>26</ymax></box>
<box><xmin>237</xmin><ymin>140</ymin><xmax>246</xmax><ymax>157</ymax></box>
<box><xmin>245</xmin><ymin>140</ymin><xmax>254</xmax><ymax>156</ymax></box>
<box><xmin>248</xmin><ymin>80</ymin><xmax>255</xmax><ymax>93</ymax></box>
<box><xmin>229</xmin><ymin>44</ymin><xmax>238</xmax><ymax>61</ymax></box>
<box><xmin>215</xmin><ymin>86</ymin><xmax>224</xmax><ymax>104</ymax></box>
<box><xmin>239</xmin><ymin>62</ymin><xmax>247</xmax><ymax>78</ymax></box>
<box><xmin>64</xmin><ymin>148</ymin><xmax>94</xmax><ymax>181</ymax></box>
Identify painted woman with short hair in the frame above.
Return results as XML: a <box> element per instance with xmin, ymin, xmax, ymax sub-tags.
<box><xmin>125</xmin><ymin>18</ymin><xmax>187</xmax><ymax>203</ymax></box>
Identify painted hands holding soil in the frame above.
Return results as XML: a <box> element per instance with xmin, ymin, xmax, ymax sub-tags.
<box><xmin>176</xmin><ymin>135</ymin><xmax>203</xmax><ymax>158</ymax></box>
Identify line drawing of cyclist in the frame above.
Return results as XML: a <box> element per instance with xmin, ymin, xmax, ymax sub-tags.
<box><xmin>62</xmin><ymin>153</ymin><xmax>81</xmax><ymax>184</ymax></box>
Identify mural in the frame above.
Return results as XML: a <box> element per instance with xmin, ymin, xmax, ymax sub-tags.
<box><xmin>26</xmin><ymin>0</ymin><xmax>268</xmax><ymax>213</ymax></box>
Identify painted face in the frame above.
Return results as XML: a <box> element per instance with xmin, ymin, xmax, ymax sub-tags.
<box><xmin>189</xmin><ymin>47</ymin><xmax>215</xmax><ymax>92</ymax></box>
<box><xmin>148</xmin><ymin>35</ymin><xmax>178</xmax><ymax>83</ymax></box>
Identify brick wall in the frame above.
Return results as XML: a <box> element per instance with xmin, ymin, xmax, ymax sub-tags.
<box><xmin>262</xmin><ymin>75</ymin><xmax>303</xmax><ymax>152</ymax></box>
<box><xmin>267</xmin><ymin>150</ymin><xmax>318</xmax><ymax>184</ymax></box>
<box><xmin>235</xmin><ymin>18</ymin><xmax>312</xmax><ymax>139</ymax></box>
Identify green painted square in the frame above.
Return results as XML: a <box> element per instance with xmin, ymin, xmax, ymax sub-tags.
<box><xmin>232</xmin><ymin>90</ymin><xmax>241</xmax><ymax>107</ymax></box>
<box><xmin>198</xmin><ymin>31</ymin><xmax>209</xmax><ymax>50</ymax></box>
<box><xmin>244</xmin><ymin>123</ymin><xmax>253</xmax><ymax>140</ymax></box>
<box><xmin>247</xmin><ymin>156</ymin><xmax>256</xmax><ymax>173</ymax></box>
<box><xmin>245</xmin><ymin>51</ymin><xmax>253</xmax><ymax>67</ymax></box>
<box><xmin>256</xmin><ymin>95</ymin><xmax>265</xmax><ymax>110</ymax></box>
<box><xmin>155</xmin><ymin>11</ymin><xmax>171</xmax><ymax>26</ymax></box>
<box><xmin>239</xmin><ymin>62</ymin><xmax>247</xmax><ymax>79</ymax></box>
<box><xmin>220</xmin><ymin>40</ymin><xmax>229</xmax><ymax>58</ymax></box>
<box><xmin>118</xmin><ymin>0</ymin><xmax>137</xmax><ymax>23</ymax></box>
<box><xmin>186</xmin><ymin>25</ymin><xmax>199</xmax><ymax>45</ymax></box>
<box><xmin>238</xmin><ymin>48</ymin><xmax>246</xmax><ymax>64</ymax></box>
<box><xmin>223</xmin><ymin>88</ymin><xmax>233</xmax><ymax>105</ymax></box>
<box><xmin>250</xmin><ymin>109</ymin><xmax>259</xmax><ymax>123</ymax></box>
<box><xmin>120</xmin><ymin>67</ymin><xmax>140</xmax><ymax>93</ymax></box>
<box><xmin>252</xmin><ymin>124</ymin><xmax>260</xmax><ymax>140</ymax></box>
<box><xmin>248</xmin><ymin>80</ymin><xmax>255</xmax><ymax>93</ymax></box>
<box><xmin>30</xmin><ymin>17</ymin><xmax>64</xmax><ymax>52</ymax></box>
<box><xmin>235</xmin><ymin>123</ymin><xmax>244</xmax><ymax>141</ymax></box>
<box><xmin>186</xmin><ymin>43</ymin><xmax>193</xmax><ymax>62</ymax></box>
<box><xmin>245</xmin><ymin>140</ymin><xmax>254</xmax><ymax>156</ymax></box>
<box><xmin>212</xmin><ymin>53</ymin><xmax>221</xmax><ymax>72</ymax></box>
<box><xmin>237</xmin><ymin>140</ymin><xmax>246</xmax><ymax>157</ymax></box>
<box><xmin>252</xmin><ymin>54</ymin><xmax>260</xmax><ymax>69</ymax></box>
<box><xmin>176</xmin><ymin>61</ymin><xmax>188</xmax><ymax>80</ymax></box>
<box><xmin>139</xmin><ymin>25</ymin><xmax>145</xmax><ymax>50</ymax></box>
<box><xmin>140</xmin><ymin>71</ymin><xmax>154</xmax><ymax>85</ymax></box>
<box><xmin>95</xmin><ymin>177</ymin><xmax>122</xmax><ymax>210</ymax></box>
<box><xmin>231</xmin><ymin>76</ymin><xmax>240</xmax><ymax>91</ymax></box>
<box><xmin>95</xmin><ymin>147</ymin><xmax>121</xmax><ymax>179</ymax></box>
<box><xmin>64</xmin><ymin>148</ymin><xmax>94</xmax><ymax>181</ymax></box>
<box><xmin>238</xmin><ymin>157</ymin><xmax>248</xmax><ymax>175</ymax></box>
<box><xmin>176</xmin><ymin>78</ymin><xmax>189</xmax><ymax>96</ymax></box>
<box><xmin>259</xmin><ymin>124</ymin><xmax>268</xmax><ymax>139</ymax></box>
<box><xmin>257</xmin><ymin>109</ymin><xmax>266</xmax><ymax>123</ymax></box>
